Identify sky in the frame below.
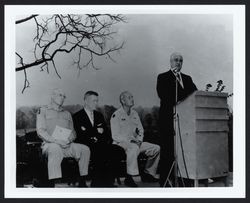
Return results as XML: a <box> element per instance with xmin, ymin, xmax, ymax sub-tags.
<box><xmin>16</xmin><ymin>14</ymin><xmax>233</xmax><ymax>109</ymax></box>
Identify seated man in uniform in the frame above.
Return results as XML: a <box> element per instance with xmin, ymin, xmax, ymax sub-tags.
<box><xmin>110</xmin><ymin>91</ymin><xmax>160</xmax><ymax>187</ymax></box>
<box><xmin>36</xmin><ymin>88</ymin><xmax>90</xmax><ymax>187</ymax></box>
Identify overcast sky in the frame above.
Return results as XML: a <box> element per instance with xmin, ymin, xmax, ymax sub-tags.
<box><xmin>16</xmin><ymin>14</ymin><xmax>233</xmax><ymax>108</ymax></box>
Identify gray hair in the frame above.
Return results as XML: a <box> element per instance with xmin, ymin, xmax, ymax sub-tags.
<box><xmin>51</xmin><ymin>88</ymin><xmax>66</xmax><ymax>98</ymax></box>
<box><xmin>170</xmin><ymin>52</ymin><xmax>183</xmax><ymax>61</ymax></box>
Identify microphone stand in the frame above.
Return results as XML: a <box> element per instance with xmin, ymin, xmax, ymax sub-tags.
<box><xmin>174</xmin><ymin>75</ymin><xmax>179</xmax><ymax>187</ymax></box>
<box><xmin>163</xmin><ymin>74</ymin><xmax>180</xmax><ymax>187</ymax></box>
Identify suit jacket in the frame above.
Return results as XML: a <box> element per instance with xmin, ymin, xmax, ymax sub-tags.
<box><xmin>73</xmin><ymin>109</ymin><xmax>112</xmax><ymax>146</ymax></box>
<box><xmin>156</xmin><ymin>70</ymin><xmax>197</xmax><ymax>137</ymax></box>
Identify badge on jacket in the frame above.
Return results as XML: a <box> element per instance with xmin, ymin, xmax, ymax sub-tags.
<box><xmin>37</xmin><ymin>108</ymin><xmax>41</xmax><ymax>114</ymax></box>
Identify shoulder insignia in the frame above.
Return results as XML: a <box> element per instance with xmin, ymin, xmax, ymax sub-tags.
<box><xmin>38</xmin><ymin>106</ymin><xmax>48</xmax><ymax>114</ymax></box>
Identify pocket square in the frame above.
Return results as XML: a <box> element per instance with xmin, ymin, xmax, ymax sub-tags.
<box><xmin>81</xmin><ymin>126</ymin><xmax>86</xmax><ymax>131</ymax></box>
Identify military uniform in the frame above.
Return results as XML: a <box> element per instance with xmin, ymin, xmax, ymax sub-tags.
<box><xmin>36</xmin><ymin>105</ymin><xmax>90</xmax><ymax>180</ymax></box>
<box><xmin>110</xmin><ymin>107</ymin><xmax>160</xmax><ymax>177</ymax></box>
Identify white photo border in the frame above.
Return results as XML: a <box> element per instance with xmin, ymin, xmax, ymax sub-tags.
<box><xmin>5</xmin><ymin>5</ymin><xmax>245</xmax><ymax>198</ymax></box>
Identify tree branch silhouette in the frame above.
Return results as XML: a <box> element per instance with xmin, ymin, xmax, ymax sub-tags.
<box><xmin>16</xmin><ymin>14</ymin><xmax>126</xmax><ymax>92</ymax></box>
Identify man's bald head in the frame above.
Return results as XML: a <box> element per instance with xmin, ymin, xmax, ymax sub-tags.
<box><xmin>51</xmin><ymin>88</ymin><xmax>65</xmax><ymax>98</ymax></box>
<box><xmin>170</xmin><ymin>52</ymin><xmax>183</xmax><ymax>60</ymax></box>
<box><xmin>51</xmin><ymin>88</ymin><xmax>66</xmax><ymax>98</ymax></box>
<box><xmin>51</xmin><ymin>88</ymin><xmax>66</xmax><ymax>106</ymax></box>
<box><xmin>120</xmin><ymin>91</ymin><xmax>134</xmax><ymax>107</ymax></box>
<box><xmin>170</xmin><ymin>52</ymin><xmax>183</xmax><ymax>73</ymax></box>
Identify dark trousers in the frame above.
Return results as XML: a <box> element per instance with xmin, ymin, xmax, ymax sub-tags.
<box><xmin>89</xmin><ymin>143</ymin><xmax>125</xmax><ymax>187</ymax></box>
<box><xmin>159</xmin><ymin>135</ymin><xmax>174</xmax><ymax>186</ymax></box>
<box><xmin>159</xmin><ymin>106</ymin><xmax>175</xmax><ymax>187</ymax></box>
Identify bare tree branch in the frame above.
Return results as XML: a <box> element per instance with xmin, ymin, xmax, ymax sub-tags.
<box><xmin>51</xmin><ymin>60</ymin><xmax>61</xmax><ymax>79</ymax></box>
<box><xmin>16</xmin><ymin>15</ymin><xmax>38</xmax><ymax>24</ymax></box>
<box><xmin>16</xmin><ymin>14</ymin><xmax>126</xmax><ymax>92</ymax></box>
<box><xmin>16</xmin><ymin>52</ymin><xmax>30</xmax><ymax>93</ymax></box>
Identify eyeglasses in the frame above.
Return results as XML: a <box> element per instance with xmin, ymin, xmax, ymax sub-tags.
<box><xmin>56</xmin><ymin>93</ymin><xmax>66</xmax><ymax>98</ymax></box>
<box><xmin>173</xmin><ymin>58</ymin><xmax>183</xmax><ymax>62</ymax></box>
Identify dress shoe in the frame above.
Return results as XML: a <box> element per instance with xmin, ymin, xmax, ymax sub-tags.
<box><xmin>78</xmin><ymin>181</ymin><xmax>88</xmax><ymax>187</ymax></box>
<box><xmin>141</xmin><ymin>173</ymin><xmax>159</xmax><ymax>183</ymax></box>
<box><xmin>78</xmin><ymin>176</ymin><xmax>88</xmax><ymax>187</ymax></box>
<box><xmin>124</xmin><ymin>177</ymin><xmax>138</xmax><ymax>187</ymax></box>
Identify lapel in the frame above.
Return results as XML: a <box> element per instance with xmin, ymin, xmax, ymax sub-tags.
<box><xmin>166</xmin><ymin>70</ymin><xmax>186</xmax><ymax>101</ymax></box>
<box><xmin>93</xmin><ymin>111</ymin><xmax>97</xmax><ymax>127</ymax></box>
<box><xmin>167</xmin><ymin>70</ymin><xmax>179</xmax><ymax>87</ymax></box>
<box><xmin>168</xmin><ymin>70</ymin><xmax>176</xmax><ymax>82</ymax></box>
<box><xmin>93</xmin><ymin>111</ymin><xmax>103</xmax><ymax>128</ymax></box>
<box><xmin>169</xmin><ymin>70</ymin><xmax>185</xmax><ymax>89</ymax></box>
<box><xmin>81</xmin><ymin>109</ymin><xmax>94</xmax><ymax>129</ymax></box>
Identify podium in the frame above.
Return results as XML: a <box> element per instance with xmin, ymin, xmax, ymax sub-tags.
<box><xmin>176</xmin><ymin>91</ymin><xmax>229</xmax><ymax>187</ymax></box>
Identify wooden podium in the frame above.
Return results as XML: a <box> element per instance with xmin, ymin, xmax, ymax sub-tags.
<box><xmin>176</xmin><ymin>90</ymin><xmax>229</xmax><ymax>187</ymax></box>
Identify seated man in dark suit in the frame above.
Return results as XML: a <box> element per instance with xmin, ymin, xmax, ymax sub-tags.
<box><xmin>73</xmin><ymin>91</ymin><xmax>124</xmax><ymax>187</ymax></box>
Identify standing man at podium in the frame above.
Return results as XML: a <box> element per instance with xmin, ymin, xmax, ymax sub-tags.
<box><xmin>156</xmin><ymin>52</ymin><xmax>197</xmax><ymax>187</ymax></box>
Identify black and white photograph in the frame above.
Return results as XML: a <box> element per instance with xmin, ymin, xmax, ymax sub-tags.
<box><xmin>4</xmin><ymin>5</ymin><xmax>245</xmax><ymax>198</ymax></box>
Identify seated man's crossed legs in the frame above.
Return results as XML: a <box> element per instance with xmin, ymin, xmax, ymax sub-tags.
<box><xmin>117</xmin><ymin>141</ymin><xmax>160</xmax><ymax>187</ymax></box>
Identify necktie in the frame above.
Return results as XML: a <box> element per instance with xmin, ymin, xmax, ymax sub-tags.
<box><xmin>90</xmin><ymin>111</ymin><xmax>94</xmax><ymax>126</ymax></box>
<box><xmin>176</xmin><ymin>73</ymin><xmax>184</xmax><ymax>88</ymax></box>
<box><xmin>176</xmin><ymin>73</ymin><xmax>180</xmax><ymax>81</ymax></box>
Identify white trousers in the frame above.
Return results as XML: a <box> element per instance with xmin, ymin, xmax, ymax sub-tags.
<box><xmin>42</xmin><ymin>143</ymin><xmax>90</xmax><ymax>180</ymax></box>
<box><xmin>116</xmin><ymin>141</ymin><xmax>160</xmax><ymax>177</ymax></box>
